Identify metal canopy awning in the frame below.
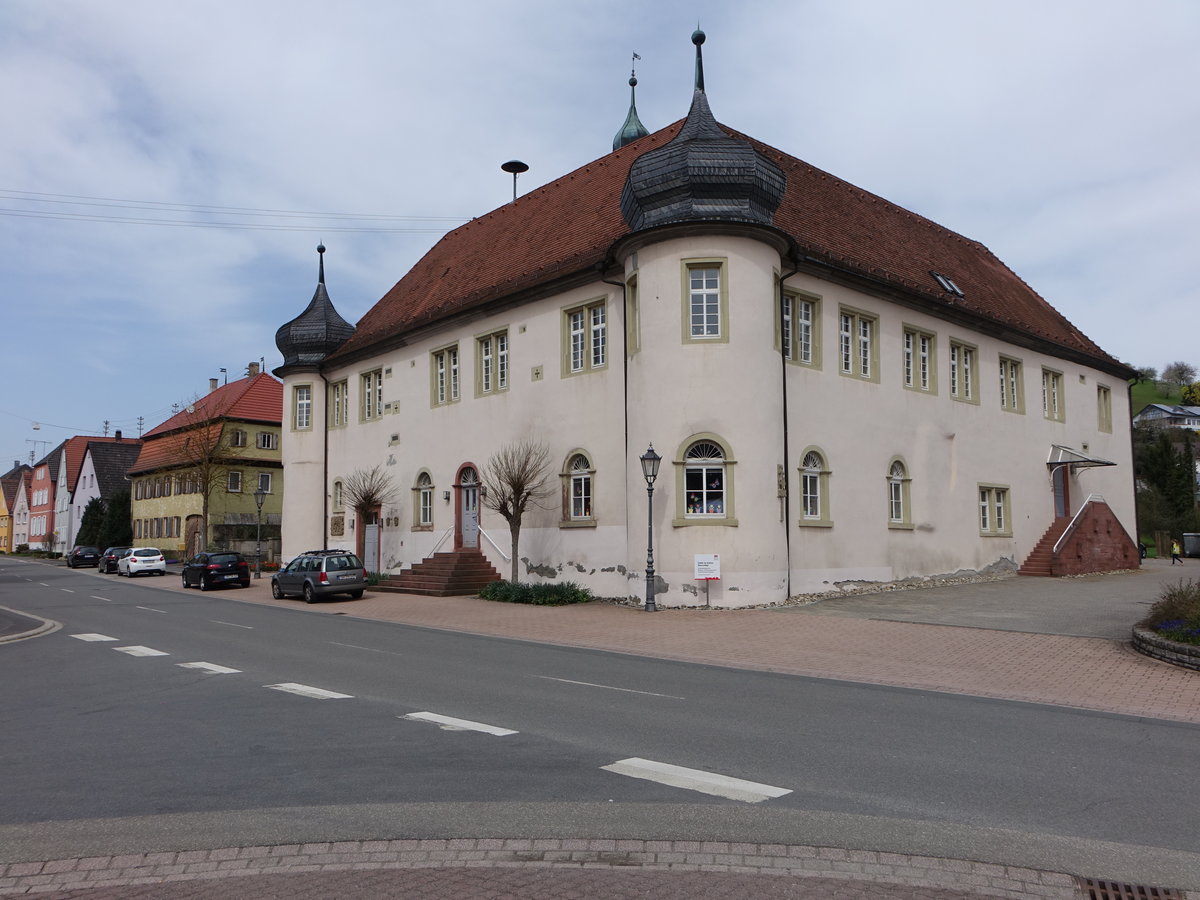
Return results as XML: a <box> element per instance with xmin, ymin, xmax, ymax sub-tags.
<box><xmin>1046</xmin><ymin>444</ymin><xmax>1117</xmax><ymax>470</ymax></box>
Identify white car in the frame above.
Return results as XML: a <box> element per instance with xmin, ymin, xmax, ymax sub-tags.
<box><xmin>118</xmin><ymin>547</ymin><xmax>167</xmax><ymax>577</ymax></box>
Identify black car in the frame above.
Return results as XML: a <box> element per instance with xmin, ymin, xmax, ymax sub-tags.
<box><xmin>66</xmin><ymin>546</ymin><xmax>100</xmax><ymax>568</ymax></box>
<box><xmin>182</xmin><ymin>551</ymin><xmax>251</xmax><ymax>591</ymax></box>
<box><xmin>98</xmin><ymin>547</ymin><xmax>130</xmax><ymax>573</ymax></box>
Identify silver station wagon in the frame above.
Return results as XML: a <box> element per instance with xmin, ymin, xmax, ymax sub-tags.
<box><xmin>271</xmin><ymin>550</ymin><xmax>367</xmax><ymax>603</ymax></box>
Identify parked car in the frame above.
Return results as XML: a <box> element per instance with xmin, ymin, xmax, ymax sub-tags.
<box><xmin>182</xmin><ymin>551</ymin><xmax>250</xmax><ymax>591</ymax></box>
<box><xmin>117</xmin><ymin>547</ymin><xmax>167</xmax><ymax>577</ymax></box>
<box><xmin>271</xmin><ymin>550</ymin><xmax>367</xmax><ymax>603</ymax></box>
<box><xmin>98</xmin><ymin>547</ymin><xmax>131</xmax><ymax>573</ymax></box>
<box><xmin>66</xmin><ymin>546</ymin><xmax>100</xmax><ymax>568</ymax></box>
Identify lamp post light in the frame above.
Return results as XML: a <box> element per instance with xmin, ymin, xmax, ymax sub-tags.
<box><xmin>253</xmin><ymin>487</ymin><xmax>266</xmax><ymax>580</ymax></box>
<box><xmin>639</xmin><ymin>444</ymin><xmax>662</xmax><ymax>612</ymax></box>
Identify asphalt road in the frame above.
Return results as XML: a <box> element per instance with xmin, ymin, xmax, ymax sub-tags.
<box><xmin>2</xmin><ymin>559</ymin><xmax>1199</xmax><ymax>889</ymax></box>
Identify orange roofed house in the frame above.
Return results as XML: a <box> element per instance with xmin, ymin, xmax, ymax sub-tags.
<box><xmin>274</xmin><ymin>32</ymin><xmax>1139</xmax><ymax>606</ymax></box>
<box><xmin>128</xmin><ymin>365</ymin><xmax>283</xmax><ymax>560</ymax></box>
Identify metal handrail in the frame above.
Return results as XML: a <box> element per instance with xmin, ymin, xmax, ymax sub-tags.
<box><xmin>430</xmin><ymin>526</ymin><xmax>454</xmax><ymax>555</ymax></box>
<box><xmin>1052</xmin><ymin>493</ymin><xmax>1106</xmax><ymax>555</ymax></box>
<box><xmin>478</xmin><ymin>527</ymin><xmax>511</xmax><ymax>561</ymax></box>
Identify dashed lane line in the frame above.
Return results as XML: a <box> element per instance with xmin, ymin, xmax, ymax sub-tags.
<box><xmin>136</xmin><ymin>606</ymin><xmax>167</xmax><ymax>614</ymax></box>
<box><xmin>401</xmin><ymin>712</ymin><xmax>518</xmax><ymax>736</ymax></box>
<box><xmin>211</xmin><ymin>620</ymin><xmax>253</xmax><ymax>629</ymax></box>
<box><xmin>114</xmin><ymin>646</ymin><xmax>170</xmax><ymax>657</ymax></box>
<box><xmin>90</xmin><ymin>596</ymin><xmax>112</xmax><ymax>602</ymax></box>
<box><xmin>601</xmin><ymin>757</ymin><xmax>793</xmax><ymax>804</ymax></box>
<box><xmin>532</xmin><ymin>675</ymin><xmax>685</xmax><ymax>699</ymax></box>
<box><xmin>70</xmin><ymin>633</ymin><xmax>118</xmax><ymax>642</ymax></box>
<box><xmin>265</xmin><ymin>683</ymin><xmax>353</xmax><ymax>700</ymax></box>
<box><xmin>60</xmin><ymin>589</ymin><xmax>74</xmax><ymax>594</ymax></box>
<box><xmin>330</xmin><ymin>641</ymin><xmax>405</xmax><ymax>657</ymax></box>
<box><xmin>178</xmin><ymin>662</ymin><xmax>242</xmax><ymax>674</ymax></box>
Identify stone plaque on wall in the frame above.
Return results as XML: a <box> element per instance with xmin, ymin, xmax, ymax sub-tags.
<box><xmin>330</xmin><ymin>514</ymin><xmax>344</xmax><ymax>536</ymax></box>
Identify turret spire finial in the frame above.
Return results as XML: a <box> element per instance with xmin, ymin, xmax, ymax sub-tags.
<box><xmin>692</xmin><ymin>28</ymin><xmax>705</xmax><ymax>92</ymax></box>
<box><xmin>317</xmin><ymin>242</ymin><xmax>326</xmax><ymax>285</ymax></box>
<box><xmin>612</xmin><ymin>51</ymin><xmax>649</xmax><ymax>150</ymax></box>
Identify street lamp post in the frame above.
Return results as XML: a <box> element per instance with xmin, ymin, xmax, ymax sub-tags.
<box><xmin>639</xmin><ymin>444</ymin><xmax>661</xmax><ymax>612</ymax></box>
<box><xmin>253</xmin><ymin>487</ymin><xmax>266</xmax><ymax>580</ymax></box>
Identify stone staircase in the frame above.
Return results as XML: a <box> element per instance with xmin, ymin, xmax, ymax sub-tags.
<box><xmin>1018</xmin><ymin>519</ymin><xmax>1070</xmax><ymax>576</ymax></box>
<box><xmin>377</xmin><ymin>549</ymin><xmax>502</xmax><ymax>596</ymax></box>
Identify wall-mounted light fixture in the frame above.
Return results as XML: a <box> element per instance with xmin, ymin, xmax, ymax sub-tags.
<box><xmin>443</xmin><ymin>491</ymin><xmax>451</xmax><ymax>502</ymax></box>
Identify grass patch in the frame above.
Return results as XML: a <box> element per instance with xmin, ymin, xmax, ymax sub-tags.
<box><xmin>480</xmin><ymin>580</ymin><xmax>593</xmax><ymax>606</ymax></box>
<box><xmin>1130</xmin><ymin>380</ymin><xmax>1181</xmax><ymax>416</ymax></box>
<box><xmin>1139</xmin><ymin>579</ymin><xmax>1200</xmax><ymax>646</ymax></box>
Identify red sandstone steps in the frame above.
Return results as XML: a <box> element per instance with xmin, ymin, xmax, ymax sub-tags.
<box><xmin>1018</xmin><ymin>519</ymin><xmax>1070</xmax><ymax>577</ymax></box>
<box><xmin>376</xmin><ymin>549</ymin><xmax>502</xmax><ymax>596</ymax></box>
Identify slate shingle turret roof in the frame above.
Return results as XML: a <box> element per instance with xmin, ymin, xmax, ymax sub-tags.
<box><xmin>274</xmin><ymin>245</ymin><xmax>355</xmax><ymax>373</ymax></box>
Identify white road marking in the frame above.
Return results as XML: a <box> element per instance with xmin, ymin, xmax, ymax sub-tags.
<box><xmin>71</xmin><ymin>633</ymin><xmax>118</xmax><ymax>642</ymax></box>
<box><xmin>401</xmin><ymin>712</ymin><xmax>518</xmax><ymax>736</ymax></box>
<box><xmin>178</xmin><ymin>662</ymin><xmax>241</xmax><ymax>674</ymax></box>
<box><xmin>114</xmin><ymin>646</ymin><xmax>170</xmax><ymax>657</ymax></box>
<box><xmin>136</xmin><ymin>606</ymin><xmax>167</xmax><ymax>614</ymax></box>
<box><xmin>61</xmin><ymin>589</ymin><xmax>74</xmax><ymax>594</ymax></box>
<box><xmin>601</xmin><ymin>758</ymin><xmax>792</xmax><ymax>804</ymax></box>
<box><xmin>39</xmin><ymin>583</ymin><xmax>49</xmax><ymax>587</ymax></box>
<box><xmin>90</xmin><ymin>596</ymin><xmax>112</xmax><ymax>602</ymax></box>
<box><xmin>266</xmin><ymin>683</ymin><xmax>353</xmax><ymax>700</ymax></box>
<box><xmin>532</xmin><ymin>675</ymin><xmax>684</xmax><ymax>699</ymax></box>
<box><xmin>211</xmin><ymin>620</ymin><xmax>253</xmax><ymax>629</ymax></box>
<box><xmin>330</xmin><ymin>641</ymin><xmax>404</xmax><ymax>657</ymax></box>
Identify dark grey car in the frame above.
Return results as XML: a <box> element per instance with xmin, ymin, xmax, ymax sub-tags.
<box><xmin>271</xmin><ymin>551</ymin><xmax>367</xmax><ymax>603</ymax></box>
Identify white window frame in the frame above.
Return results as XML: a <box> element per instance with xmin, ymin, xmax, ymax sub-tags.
<box><xmin>361</xmin><ymin>369</ymin><xmax>384</xmax><ymax>421</ymax></box>
<box><xmin>978</xmin><ymin>485</ymin><xmax>1012</xmax><ymax>536</ymax></box>
<box><xmin>477</xmin><ymin>329</ymin><xmax>509</xmax><ymax>395</ymax></box>
<box><xmin>432</xmin><ymin>346</ymin><xmax>460</xmax><ymax>406</ymax></box>
<box><xmin>799</xmin><ymin>448</ymin><xmax>832</xmax><ymax>527</ymax></box>
<box><xmin>256</xmin><ymin>431</ymin><xmax>277</xmax><ymax>450</ymax></box>
<box><xmin>780</xmin><ymin>291</ymin><xmax>819</xmax><ymax>366</ymax></box>
<box><xmin>563</xmin><ymin>300</ymin><xmax>608</xmax><ymax>375</ymax></box>
<box><xmin>887</xmin><ymin>459</ymin><xmax>912</xmax><ymax>529</ymax></box>
<box><xmin>560</xmin><ymin>452</ymin><xmax>596</xmax><ymax>526</ymax></box>
<box><xmin>227</xmin><ymin>470</ymin><xmax>243</xmax><ymax>493</ymax></box>
<box><xmin>257</xmin><ymin>472</ymin><xmax>272</xmax><ymax>494</ymax></box>
<box><xmin>1042</xmin><ymin>368</ymin><xmax>1065</xmax><ymax>422</ymax></box>
<box><xmin>999</xmin><ymin>356</ymin><xmax>1024</xmax><ymax>413</ymax></box>
<box><xmin>329</xmin><ymin>380</ymin><xmax>349</xmax><ymax>427</ymax></box>
<box><xmin>838</xmin><ymin>308</ymin><xmax>877</xmax><ymax>381</ymax></box>
<box><xmin>949</xmin><ymin>340</ymin><xmax>978</xmax><ymax>403</ymax></box>
<box><xmin>902</xmin><ymin>327</ymin><xmax>935</xmax><ymax>393</ymax></box>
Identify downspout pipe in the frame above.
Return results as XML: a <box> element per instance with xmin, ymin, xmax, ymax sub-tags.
<box><xmin>598</xmin><ymin>261</ymin><xmax>630</xmax><ymax>543</ymax></box>
<box><xmin>319</xmin><ymin>371</ymin><xmax>330</xmax><ymax>551</ymax></box>
<box><xmin>777</xmin><ymin>251</ymin><xmax>800</xmax><ymax>601</ymax></box>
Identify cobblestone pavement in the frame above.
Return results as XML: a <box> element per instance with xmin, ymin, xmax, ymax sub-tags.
<box><xmin>4</xmin><ymin>558</ymin><xmax>1197</xmax><ymax>898</ymax></box>
<box><xmin>0</xmin><ymin>839</ymin><xmax>1081</xmax><ymax>899</ymax></box>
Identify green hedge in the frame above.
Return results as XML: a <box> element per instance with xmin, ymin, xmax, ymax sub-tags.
<box><xmin>479</xmin><ymin>580</ymin><xmax>592</xmax><ymax>606</ymax></box>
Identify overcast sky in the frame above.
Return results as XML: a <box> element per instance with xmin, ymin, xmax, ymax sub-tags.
<box><xmin>2</xmin><ymin>0</ymin><xmax>1197</xmax><ymax>470</ymax></box>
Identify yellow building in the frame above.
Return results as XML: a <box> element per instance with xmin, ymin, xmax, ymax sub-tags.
<box><xmin>128</xmin><ymin>366</ymin><xmax>283</xmax><ymax>560</ymax></box>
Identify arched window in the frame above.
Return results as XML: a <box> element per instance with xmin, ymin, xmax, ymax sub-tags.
<box><xmin>887</xmin><ymin>459</ymin><xmax>911</xmax><ymax>527</ymax></box>
<box><xmin>412</xmin><ymin>471</ymin><xmax>434</xmax><ymax>529</ymax></box>
<box><xmin>332</xmin><ymin>479</ymin><xmax>343</xmax><ymax>512</ymax></box>
<box><xmin>674</xmin><ymin>436</ymin><xmax>736</xmax><ymax>525</ymax></box>
<box><xmin>799</xmin><ymin>449</ymin><xmax>831</xmax><ymax>527</ymax></box>
<box><xmin>560</xmin><ymin>452</ymin><xmax>595</xmax><ymax>523</ymax></box>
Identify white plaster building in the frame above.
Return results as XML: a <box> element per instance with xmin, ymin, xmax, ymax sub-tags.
<box><xmin>274</xmin><ymin>32</ymin><xmax>1138</xmax><ymax>607</ymax></box>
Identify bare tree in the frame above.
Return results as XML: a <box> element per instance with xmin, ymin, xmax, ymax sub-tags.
<box><xmin>1162</xmin><ymin>361</ymin><xmax>1197</xmax><ymax>392</ymax></box>
<box><xmin>161</xmin><ymin>407</ymin><xmax>236</xmax><ymax>553</ymax></box>
<box><xmin>1133</xmin><ymin>365</ymin><xmax>1157</xmax><ymax>385</ymax></box>
<box><xmin>481</xmin><ymin>440</ymin><xmax>555</xmax><ymax>583</ymax></box>
<box><xmin>341</xmin><ymin>465</ymin><xmax>400</xmax><ymax>520</ymax></box>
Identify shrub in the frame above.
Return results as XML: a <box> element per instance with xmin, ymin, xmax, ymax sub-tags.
<box><xmin>1139</xmin><ymin>579</ymin><xmax>1200</xmax><ymax>646</ymax></box>
<box><xmin>480</xmin><ymin>580</ymin><xmax>592</xmax><ymax>606</ymax></box>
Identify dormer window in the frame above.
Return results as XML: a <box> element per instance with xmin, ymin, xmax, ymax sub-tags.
<box><xmin>931</xmin><ymin>271</ymin><xmax>964</xmax><ymax>297</ymax></box>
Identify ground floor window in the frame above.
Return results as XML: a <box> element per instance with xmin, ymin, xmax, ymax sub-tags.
<box><xmin>674</xmin><ymin>435</ymin><xmax>736</xmax><ymax>525</ymax></box>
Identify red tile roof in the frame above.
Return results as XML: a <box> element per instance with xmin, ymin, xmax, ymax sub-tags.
<box><xmin>142</xmin><ymin>374</ymin><xmax>283</xmax><ymax>439</ymax></box>
<box><xmin>131</xmin><ymin>374</ymin><xmax>282</xmax><ymax>476</ymax></box>
<box><xmin>329</xmin><ymin>120</ymin><xmax>1124</xmax><ymax>374</ymax></box>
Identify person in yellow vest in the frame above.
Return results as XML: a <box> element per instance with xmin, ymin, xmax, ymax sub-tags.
<box><xmin>1171</xmin><ymin>539</ymin><xmax>1183</xmax><ymax>564</ymax></box>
